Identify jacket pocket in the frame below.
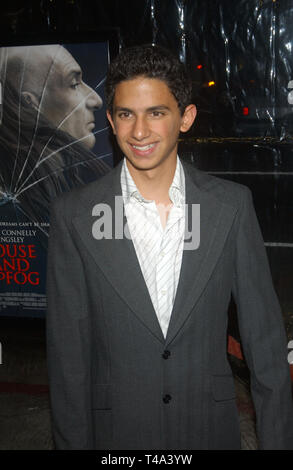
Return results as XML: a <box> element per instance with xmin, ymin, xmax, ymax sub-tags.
<box><xmin>212</xmin><ymin>374</ymin><xmax>236</xmax><ymax>402</ymax></box>
<box><xmin>92</xmin><ymin>383</ymin><xmax>112</xmax><ymax>410</ymax></box>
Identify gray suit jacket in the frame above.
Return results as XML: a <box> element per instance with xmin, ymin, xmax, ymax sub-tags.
<box><xmin>46</xmin><ymin>159</ymin><xmax>293</xmax><ymax>450</ymax></box>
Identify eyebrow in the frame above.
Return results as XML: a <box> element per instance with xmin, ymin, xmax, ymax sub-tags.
<box><xmin>114</xmin><ymin>105</ymin><xmax>171</xmax><ymax>113</ymax></box>
<box><xmin>66</xmin><ymin>69</ymin><xmax>82</xmax><ymax>81</ymax></box>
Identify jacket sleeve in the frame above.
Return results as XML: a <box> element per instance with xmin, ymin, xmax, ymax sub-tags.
<box><xmin>232</xmin><ymin>186</ymin><xmax>293</xmax><ymax>450</ymax></box>
<box><xmin>46</xmin><ymin>196</ymin><xmax>93</xmax><ymax>449</ymax></box>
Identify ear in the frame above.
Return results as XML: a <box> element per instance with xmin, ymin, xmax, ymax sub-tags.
<box><xmin>180</xmin><ymin>104</ymin><xmax>197</xmax><ymax>133</ymax></box>
<box><xmin>21</xmin><ymin>91</ymin><xmax>39</xmax><ymax>110</ymax></box>
<box><xmin>106</xmin><ymin>110</ymin><xmax>116</xmax><ymax>135</ymax></box>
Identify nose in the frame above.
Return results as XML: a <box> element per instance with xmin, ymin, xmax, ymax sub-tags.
<box><xmin>85</xmin><ymin>84</ymin><xmax>103</xmax><ymax>110</ymax></box>
<box><xmin>132</xmin><ymin>115</ymin><xmax>150</xmax><ymax>141</ymax></box>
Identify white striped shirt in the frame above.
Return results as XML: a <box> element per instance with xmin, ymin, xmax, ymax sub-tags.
<box><xmin>120</xmin><ymin>157</ymin><xmax>185</xmax><ymax>338</ymax></box>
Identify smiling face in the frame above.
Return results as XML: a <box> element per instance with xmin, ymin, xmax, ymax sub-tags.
<box><xmin>107</xmin><ymin>76</ymin><xmax>196</xmax><ymax>174</ymax></box>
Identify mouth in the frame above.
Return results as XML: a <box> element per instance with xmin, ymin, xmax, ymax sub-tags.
<box><xmin>129</xmin><ymin>142</ymin><xmax>158</xmax><ymax>156</ymax></box>
<box><xmin>87</xmin><ymin>122</ymin><xmax>95</xmax><ymax>131</ymax></box>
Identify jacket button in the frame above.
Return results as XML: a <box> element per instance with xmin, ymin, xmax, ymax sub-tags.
<box><xmin>162</xmin><ymin>350</ymin><xmax>171</xmax><ymax>359</ymax></box>
<box><xmin>163</xmin><ymin>394</ymin><xmax>172</xmax><ymax>404</ymax></box>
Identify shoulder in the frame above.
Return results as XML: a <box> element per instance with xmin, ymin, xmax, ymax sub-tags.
<box><xmin>182</xmin><ymin>160</ymin><xmax>252</xmax><ymax>209</ymax></box>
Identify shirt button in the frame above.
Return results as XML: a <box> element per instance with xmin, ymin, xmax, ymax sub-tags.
<box><xmin>162</xmin><ymin>350</ymin><xmax>171</xmax><ymax>359</ymax></box>
<box><xmin>160</xmin><ymin>251</ymin><xmax>166</xmax><ymax>257</ymax></box>
<box><xmin>161</xmin><ymin>290</ymin><xmax>167</xmax><ymax>295</ymax></box>
<box><xmin>163</xmin><ymin>394</ymin><xmax>172</xmax><ymax>404</ymax></box>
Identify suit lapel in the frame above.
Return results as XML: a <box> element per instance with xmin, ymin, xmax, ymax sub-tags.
<box><xmin>72</xmin><ymin>160</ymin><xmax>237</xmax><ymax>346</ymax></box>
<box><xmin>72</xmin><ymin>162</ymin><xmax>165</xmax><ymax>344</ymax></box>
<box><xmin>165</xmin><ymin>166</ymin><xmax>238</xmax><ymax>345</ymax></box>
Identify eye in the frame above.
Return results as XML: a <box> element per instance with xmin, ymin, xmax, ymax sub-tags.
<box><xmin>70</xmin><ymin>81</ymin><xmax>81</xmax><ymax>90</ymax></box>
<box><xmin>118</xmin><ymin>111</ymin><xmax>132</xmax><ymax>119</ymax></box>
<box><xmin>150</xmin><ymin>110</ymin><xmax>165</xmax><ymax>117</ymax></box>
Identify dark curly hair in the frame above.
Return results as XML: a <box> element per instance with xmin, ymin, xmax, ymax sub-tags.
<box><xmin>105</xmin><ymin>44</ymin><xmax>192</xmax><ymax>116</ymax></box>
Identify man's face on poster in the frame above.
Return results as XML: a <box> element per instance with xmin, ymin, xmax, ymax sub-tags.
<box><xmin>39</xmin><ymin>46</ymin><xmax>103</xmax><ymax>149</ymax></box>
<box><xmin>15</xmin><ymin>45</ymin><xmax>103</xmax><ymax>149</ymax></box>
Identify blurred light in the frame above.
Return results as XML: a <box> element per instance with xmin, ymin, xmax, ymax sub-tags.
<box><xmin>197</xmin><ymin>64</ymin><xmax>203</xmax><ymax>69</ymax></box>
<box><xmin>242</xmin><ymin>107</ymin><xmax>249</xmax><ymax>116</ymax></box>
<box><xmin>208</xmin><ymin>81</ymin><xmax>215</xmax><ymax>87</ymax></box>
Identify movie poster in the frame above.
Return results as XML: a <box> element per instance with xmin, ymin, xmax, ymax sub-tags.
<box><xmin>0</xmin><ymin>41</ymin><xmax>112</xmax><ymax>317</ymax></box>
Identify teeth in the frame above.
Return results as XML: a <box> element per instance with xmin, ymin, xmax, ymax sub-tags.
<box><xmin>132</xmin><ymin>144</ymin><xmax>155</xmax><ymax>151</ymax></box>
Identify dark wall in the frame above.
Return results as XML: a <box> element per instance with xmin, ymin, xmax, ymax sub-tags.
<box><xmin>1</xmin><ymin>0</ymin><xmax>293</xmax><ymax>341</ymax></box>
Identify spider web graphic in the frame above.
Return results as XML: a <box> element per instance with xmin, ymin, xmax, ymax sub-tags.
<box><xmin>16</xmin><ymin>145</ymin><xmax>112</xmax><ymax>199</ymax></box>
<box><xmin>15</xmin><ymin>74</ymin><xmax>109</xmax><ymax>197</ymax></box>
<box><xmin>12</xmin><ymin>45</ymin><xmax>65</xmax><ymax>193</ymax></box>
<box><xmin>9</xmin><ymin>46</ymin><xmax>30</xmax><ymax>194</ymax></box>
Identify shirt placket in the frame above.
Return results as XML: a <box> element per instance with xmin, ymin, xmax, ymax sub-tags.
<box><xmin>155</xmin><ymin>205</ymin><xmax>181</xmax><ymax>336</ymax></box>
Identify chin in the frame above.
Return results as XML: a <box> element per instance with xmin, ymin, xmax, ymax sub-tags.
<box><xmin>81</xmin><ymin>134</ymin><xmax>96</xmax><ymax>150</ymax></box>
<box><xmin>126</xmin><ymin>159</ymin><xmax>159</xmax><ymax>172</ymax></box>
<box><xmin>128</xmin><ymin>153</ymin><xmax>164</xmax><ymax>166</ymax></box>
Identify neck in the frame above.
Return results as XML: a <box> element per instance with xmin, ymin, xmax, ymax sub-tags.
<box><xmin>126</xmin><ymin>154</ymin><xmax>177</xmax><ymax>205</ymax></box>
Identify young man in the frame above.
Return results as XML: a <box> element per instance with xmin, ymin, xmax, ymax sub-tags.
<box><xmin>46</xmin><ymin>45</ymin><xmax>293</xmax><ymax>450</ymax></box>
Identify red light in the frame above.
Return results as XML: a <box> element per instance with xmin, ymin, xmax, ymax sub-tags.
<box><xmin>242</xmin><ymin>107</ymin><xmax>249</xmax><ymax>116</ymax></box>
<box><xmin>197</xmin><ymin>64</ymin><xmax>203</xmax><ymax>69</ymax></box>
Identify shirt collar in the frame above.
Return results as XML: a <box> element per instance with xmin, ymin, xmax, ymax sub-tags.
<box><xmin>121</xmin><ymin>156</ymin><xmax>185</xmax><ymax>207</ymax></box>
